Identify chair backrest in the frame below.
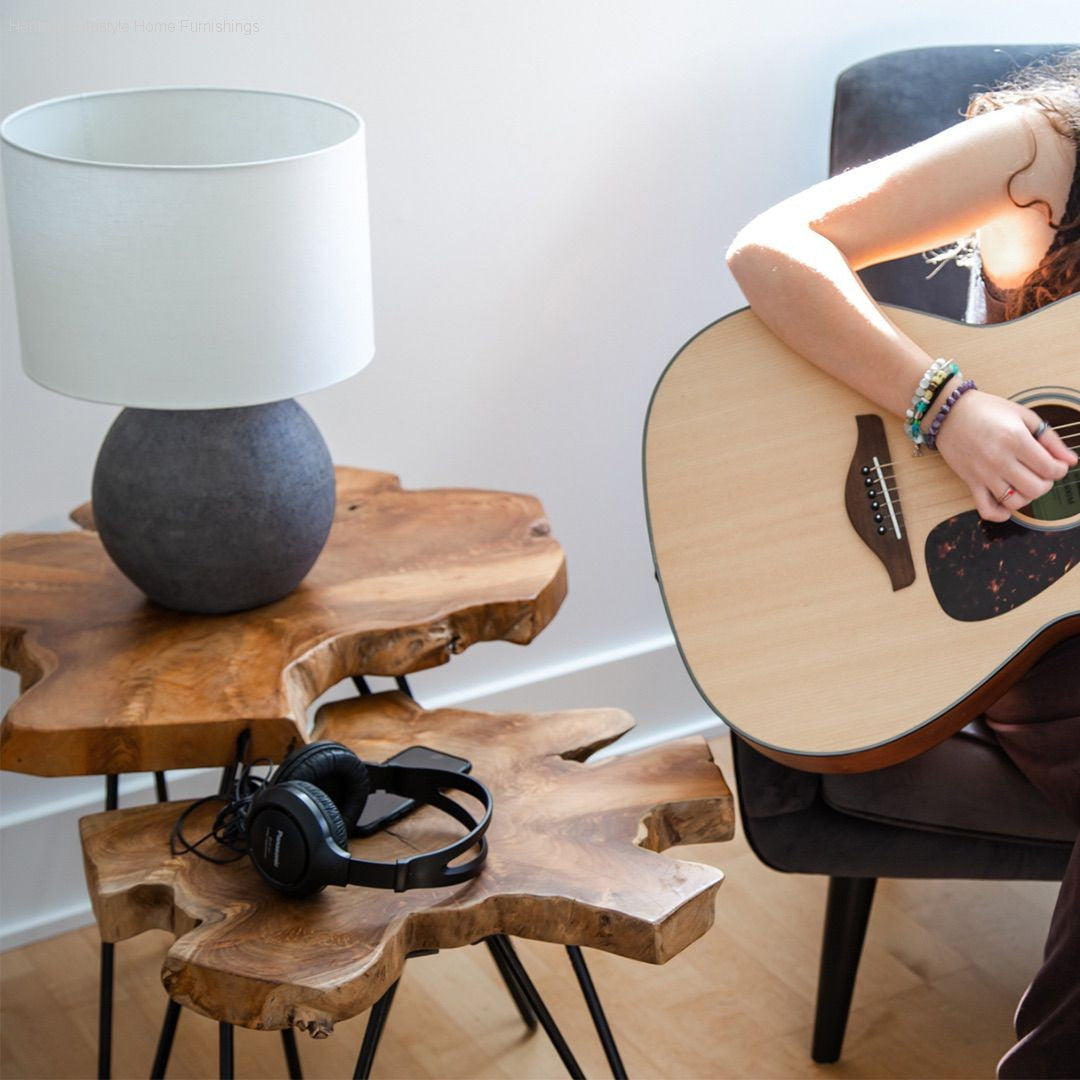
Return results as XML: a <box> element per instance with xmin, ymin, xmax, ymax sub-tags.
<box><xmin>832</xmin><ymin>44</ymin><xmax>1076</xmax><ymax>319</ymax></box>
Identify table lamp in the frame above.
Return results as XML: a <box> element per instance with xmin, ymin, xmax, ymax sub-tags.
<box><xmin>1</xmin><ymin>87</ymin><xmax>374</xmax><ymax>614</ymax></box>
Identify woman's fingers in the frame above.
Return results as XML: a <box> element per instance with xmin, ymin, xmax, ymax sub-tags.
<box><xmin>998</xmin><ymin>461</ymin><xmax>1054</xmax><ymax>505</ymax></box>
<box><xmin>1031</xmin><ymin>416</ymin><xmax>1079</xmax><ymax>468</ymax></box>
<box><xmin>939</xmin><ymin>395</ymin><xmax>1076</xmax><ymax>523</ymax></box>
<box><xmin>973</xmin><ymin>484</ymin><xmax>1011</xmax><ymax>522</ymax></box>
<box><xmin>1017</xmin><ymin>425</ymin><xmax>1073</xmax><ymax>479</ymax></box>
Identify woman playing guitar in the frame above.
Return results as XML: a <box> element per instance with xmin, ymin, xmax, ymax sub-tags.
<box><xmin>725</xmin><ymin>52</ymin><xmax>1079</xmax><ymax>1078</ymax></box>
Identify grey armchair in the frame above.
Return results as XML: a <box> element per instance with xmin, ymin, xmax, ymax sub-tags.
<box><xmin>731</xmin><ymin>43</ymin><xmax>1078</xmax><ymax>1065</ymax></box>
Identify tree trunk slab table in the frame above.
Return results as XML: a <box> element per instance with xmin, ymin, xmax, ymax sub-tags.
<box><xmin>1</xmin><ymin>468</ymin><xmax>566</xmax><ymax>777</ymax></box>
<box><xmin>80</xmin><ymin>692</ymin><xmax>734</xmax><ymax>1038</ymax></box>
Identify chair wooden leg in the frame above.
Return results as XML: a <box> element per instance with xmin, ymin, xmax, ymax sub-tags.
<box><xmin>812</xmin><ymin>876</ymin><xmax>876</xmax><ymax>1064</ymax></box>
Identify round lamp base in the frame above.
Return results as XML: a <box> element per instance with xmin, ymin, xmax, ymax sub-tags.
<box><xmin>92</xmin><ymin>400</ymin><xmax>336</xmax><ymax>614</ymax></box>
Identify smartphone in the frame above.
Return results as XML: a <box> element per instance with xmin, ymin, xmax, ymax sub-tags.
<box><xmin>353</xmin><ymin>745</ymin><xmax>472</xmax><ymax>837</ymax></box>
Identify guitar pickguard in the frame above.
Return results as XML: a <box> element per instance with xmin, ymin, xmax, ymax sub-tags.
<box><xmin>925</xmin><ymin>513</ymin><xmax>1079</xmax><ymax>622</ymax></box>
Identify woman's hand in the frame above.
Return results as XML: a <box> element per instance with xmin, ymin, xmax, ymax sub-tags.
<box><xmin>934</xmin><ymin>389</ymin><xmax>1079</xmax><ymax>522</ymax></box>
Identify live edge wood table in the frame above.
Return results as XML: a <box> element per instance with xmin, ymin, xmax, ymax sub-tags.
<box><xmin>1</xmin><ymin>466</ymin><xmax>734</xmax><ymax>1079</ymax></box>
<box><xmin>82</xmin><ymin>693</ymin><xmax>734</xmax><ymax>1078</ymax></box>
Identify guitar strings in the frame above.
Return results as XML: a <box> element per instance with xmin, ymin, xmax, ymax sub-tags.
<box><xmin>876</xmin><ymin>495</ymin><xmax>1076</xmax><ymax>536</ymax></box>
<box><xmin>871</xmin><ymin>421</ymin><xmax>1079</xmax><ymax>473</ymax></box>
<box><xmin>862</xmin><ymin>463</ymin><xmax>1080</xmax><ymax>527</ymax></box>
<box><xmin>872</xmin><ymin>472</ymin><xmax>1080</xmax><ymax>507</ymax></box>
<box><xmin>812</xmin><ymin>417</ymin><xmax>1080</xmax><ymax>530</ymax></box>
<box><xmin>871</xmin><ymin>453</ymin><xmax>1080</xmax><ymax>503</ymax></box>
<box><xmin>872</xmin><ymin>450</ymin><xmax>1080</xmax><ymax>496</ymax></box>
<box><xmin>870</xmin><ymin>432</ymin><xmax>1080</xmax><ymax>492</ymax></box>
<box><xmin>867</xmin><ymin>475</ymin><xmax>1080</xmax><ymax>530</ymax></box>
<box><xmin>871</xmin><ymin>420</ymin><xmax>1080</xmax><ymax>473</ymax></box>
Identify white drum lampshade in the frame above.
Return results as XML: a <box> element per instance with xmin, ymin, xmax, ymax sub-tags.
<box><xmin>2</xmin><ymin>86</ymin><xmax>374</xmax><ymax>407</ymax></box>
<box><xmin>1</xmin><ymin>88</ymin><xmax>375</xmax><ymax>613</ymax></box>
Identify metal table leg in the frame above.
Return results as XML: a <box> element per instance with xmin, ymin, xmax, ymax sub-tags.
<box><xmin>149</xmin><ymin>999</ymin><xmax>182</xmax><ymax>1079</ymax></box>
<box><xmin>567</xmin><ymin>945</ymin><xmax>627</xmax><ymax>1078</ymax></box>
<box><xmin>97</xmin><ymin>775</ymin><xmax>119</xmax><ymax>1079</ymax></box>
<box><xmin>487</xmin><ymin>936</ymin><xmax>585</xmax><ymax>1079</ymax></box>
<box><xmin>281</xmin><ymin>1028</ymin><xmax>303</xmax><ymax>1079</ymax></box>
<box><xmin>353</xmin><ymin>979</ymin><xmax>400</xmax><ymax>1080</ymax></box>
<box><xmin>487</xmin><ymin>936</ymin><xmax>538</xmax><ymax>1030</ymax></box>
<box><xmin>218</xmin><ymin>1023</ymin><xmax>234</xmax><ymax>1080</ymax></box>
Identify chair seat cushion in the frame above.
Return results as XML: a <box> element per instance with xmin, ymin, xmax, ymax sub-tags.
<box><xmin>821</xmin><ymin>721</ymin><xmax>1077</xmax><ymax>845</ymax></box>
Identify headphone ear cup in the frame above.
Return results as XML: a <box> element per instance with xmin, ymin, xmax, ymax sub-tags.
<box><xmin>287</xmin><ymin>780</ymin><xmax>349</xmax><ymax>850</ymax></box>
<box><xmin>272</xmin><ymin>742</ymin><xmax>371</xmax><ymax>831</ymax></box>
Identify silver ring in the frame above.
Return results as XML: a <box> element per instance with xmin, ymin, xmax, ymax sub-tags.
<box><xmin>997</xmin><ymin>485</ymin><xmax>1017</xmax><ymax>504</ymax></box>
<box><xmin>1032</xmin><ymin>420</ymin><xmax>1049</xmax><ymax>440</ymax></box>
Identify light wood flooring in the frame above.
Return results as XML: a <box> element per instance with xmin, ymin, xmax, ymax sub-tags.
<box><xmin>0</xmin><ymin>738</ymin><xmax>1059</xmax><ymax>1079</ymax></box>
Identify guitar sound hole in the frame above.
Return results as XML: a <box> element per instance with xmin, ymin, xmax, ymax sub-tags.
<box><xmin>1024</xmin><ymin>403</ymin><xmax>1080</xmax><ymax>524</ymax></box>
<box><xmin>924</xmin><ymin>393</ymin><xmax>1080</xmax><ymax>621</ymax></box>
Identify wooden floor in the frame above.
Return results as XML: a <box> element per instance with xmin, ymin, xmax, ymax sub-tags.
<box><xmin>0</xmin><ymin>738</ymin><xmax>1059</xmax><ymax>1079</ymax></box>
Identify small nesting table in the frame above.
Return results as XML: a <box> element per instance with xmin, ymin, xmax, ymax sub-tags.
<box><xmin>80</xmin><ymin>691</ymin><xmax>734</xmax><ymax>1077</ymax></box>
<box><xmin>1</xmin><ymin>468</ymin><xmax>565</xmax><ymax>776</ymax></box>
<box><xmin>1</xmin><ymin>467</ymin><xmax>566</xmax><ymax>1077</ymax></box>
<box><xmin>3</xmin><ymin>465</ymin><xmax>736</xmax><ymax>1078</ymax></box>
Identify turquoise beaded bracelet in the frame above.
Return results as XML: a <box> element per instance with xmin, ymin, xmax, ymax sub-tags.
<box><xmin>905</xmin><ymin>359</ymin><xmax>959</xmax><ymax>450</ymax></box>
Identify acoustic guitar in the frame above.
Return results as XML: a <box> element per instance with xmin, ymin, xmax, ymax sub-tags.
<box><xmin>643</xmin><ymin>297</ymin><xmax>1079</xmax><ymax>773</ymax></box>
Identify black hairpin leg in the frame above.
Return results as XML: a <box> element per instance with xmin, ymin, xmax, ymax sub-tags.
<box><xmin>487</xmin><ymin>936</ymin><xmax>585</xmax><ymax>1079</ymax></box>
<box><xmin>281</xmin><ymin>1028</ymin><xmax>303</xmax><ymax>1079</ymax></box>
<box><xmin>487</xmin><ymin>936</ymin><xmax>538</xmax><ymax>1030</ymax></box>
<box><xmin>97</xmin><ymin>939</ymin><xmax>114</xmax><ymax>1080</ymax></box>
<box><xmin>97</xmin><ymin>775</ymin><xmax>120</xmax><ymax>1079</ymax></box>
<box><xmin>567</xmin><ymin>946</ymin><xmax>626</xmax><ymax>1079</ymax></box>
<box><xmin>353</xmin><ymin>979</ymin><xmax>400</xmax><ymax>1080</ymax></box>
<box><xmin>216</xmin><ymin>747</ymin><xmax>244</xmax><ymax>1080</ymax></box>
<box><xmin>149</xmin><ymin>999</ymin><xmax>182</xmax><ymax>1079</ymax></box>
<box><xmin>218</xmin><ymin>759</ymin><xmax>239</xmax><ymax>796</ymax></box>
<box><xmin>218</xmin><ymin>1023</ymin><xmax>234</xmax><ymax>1080</ymax></box>
<box><xmin>146</xmin><ymin>737</ymin><xmax>250</xmax><ymax>1079</ymax></box>
<box><xmin>150</xmin><ymin>1006</ymin><xmax>300</xmax><ymax>1080</ymax></box>
<box><xmin>348</xmin><ymin>681</ymin><xmax>541</xmax><ymax>1050</ymax></box>
<box><xmin>352</xmin><ymin>676</ymin><xmax>414</xmax><ymax>699</ymax></box>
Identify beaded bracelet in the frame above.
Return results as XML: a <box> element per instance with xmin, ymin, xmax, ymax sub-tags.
<box><xmin>924</xmin><ymin>379</ymin><xmax>977</xmax><ymax>451</ymax></box>
<box><xmin>905</xmin><ymin>359</ymin><xmax>959</xmax><ymax>448</ymax></box>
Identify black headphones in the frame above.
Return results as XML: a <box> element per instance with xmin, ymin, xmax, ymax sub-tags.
<box><xmin>246</xmin><ymin>741</ymin><xmax>493</xmax><ymax>897</ymax></box>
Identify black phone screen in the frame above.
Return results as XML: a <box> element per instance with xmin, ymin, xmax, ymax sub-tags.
<box><xmin>353</xmin><ymin>745</ymin><xmax>472</xmax><ymax>836</ymax></box>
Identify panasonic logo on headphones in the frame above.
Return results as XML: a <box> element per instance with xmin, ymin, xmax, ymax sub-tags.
<box><xmin>262</xmin><ymin>827</ymin><xmax>285</xmax><ymax>869</ymax></box>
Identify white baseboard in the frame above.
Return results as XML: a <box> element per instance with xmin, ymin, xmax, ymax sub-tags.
<box><xmin>0</xmin><ymin>635</ymin><xmax>723</xmax><ymax>951</ymax></box>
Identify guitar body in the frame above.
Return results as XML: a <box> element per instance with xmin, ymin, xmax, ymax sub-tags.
<box><xmin>643</xmin><ymin>298</ymin><xmax>1080</xmax><ymax>773</ymax></box>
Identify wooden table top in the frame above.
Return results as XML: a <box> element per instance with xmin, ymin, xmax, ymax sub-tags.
<box><xmin>1</xmin><ymin>468</ymin><xmax>566</xmax><ymax>777</ymax></box>
<box><xmin>80</xmin><ymin>692</ymin><xmax>734</xmax><ymax>1036</ymax></box>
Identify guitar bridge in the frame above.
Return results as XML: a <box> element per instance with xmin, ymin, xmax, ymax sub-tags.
<box><xmin>845</xmin><ymin>415</ymin><xmax>915</xmax><ymax>591</ymax></box>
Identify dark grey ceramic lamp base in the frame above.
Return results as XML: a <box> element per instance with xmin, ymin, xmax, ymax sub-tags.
<box><xmin>92</xmin><ymin>399</ymin><xmax>336</xmax><ymax>614</ymax></box>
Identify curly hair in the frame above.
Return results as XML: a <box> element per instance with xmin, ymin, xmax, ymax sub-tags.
<box><xmin>966</xmin><ymin>49</ymin><xmax>1080</xmax><ymax>318</ymax></box>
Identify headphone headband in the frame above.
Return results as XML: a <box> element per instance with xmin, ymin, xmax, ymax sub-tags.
<box><xmin>247</xmin><ymin>752</ymin><xmax>493</xmax><ymax>896</ymax></box>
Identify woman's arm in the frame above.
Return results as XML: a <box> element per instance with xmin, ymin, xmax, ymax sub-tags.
<box><xmin>725</xmin><ymin>104</ymin><xmax>1077</xmax><ymax>521</ymax></box>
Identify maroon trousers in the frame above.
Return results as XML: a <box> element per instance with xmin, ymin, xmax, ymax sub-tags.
<box><xmin>983</xmin><ymin>636</ymin><xmax>1080</xmax><ymax>1079</ymax></box>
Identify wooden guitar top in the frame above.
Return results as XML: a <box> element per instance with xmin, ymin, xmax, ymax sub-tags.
<box><xmin>644</xmin><ymin>298</ymin><xmax>1079</xmax><ymax>772</ymax></box>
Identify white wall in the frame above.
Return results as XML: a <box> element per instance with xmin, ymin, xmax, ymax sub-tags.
<box><xmin>1</xmin><ymin>0</ymin><xmax>1075</xmax><ymax>945</ymax></box>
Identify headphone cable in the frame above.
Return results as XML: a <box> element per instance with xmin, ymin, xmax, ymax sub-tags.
<box><xmin>169</xmin><ymin>754</ymin><xmax>272</xmax><ymax>864</ymax></box>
